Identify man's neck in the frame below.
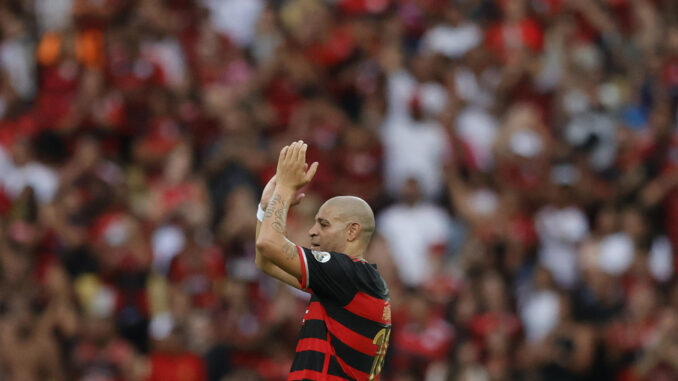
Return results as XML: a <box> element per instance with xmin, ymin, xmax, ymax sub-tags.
<box><xmin>342</xmin><ymin>245</ymin><xmax>366</xmax><ymax>260</ymax></box>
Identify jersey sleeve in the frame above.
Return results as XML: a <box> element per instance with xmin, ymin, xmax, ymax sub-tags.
<box><xmin>297</xmin><ymin>246</ymin><xmax>358</xmax><ymax>304</ymax></box>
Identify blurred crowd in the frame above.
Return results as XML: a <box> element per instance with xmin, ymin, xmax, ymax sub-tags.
<box><xmin>1</xmin><ymin>0</ymin><xmax>678</xmax><ymax>380</ymax></box>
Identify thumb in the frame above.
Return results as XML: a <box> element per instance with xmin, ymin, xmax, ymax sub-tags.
<box><xmin>292</xmin><ymin>193</ymin><xmax>306</xmax><ymax>206</ymax></box>
<box><xmin>304</xmin><ymin>162</ymin><xmax>319</xmax><ymax>183</ymax></box>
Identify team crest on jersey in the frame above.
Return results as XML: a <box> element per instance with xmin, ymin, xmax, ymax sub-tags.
<box><xmin>311</xmin><ymin>250</ymin><xmax>331</xmax><ymax>263</ymax></box>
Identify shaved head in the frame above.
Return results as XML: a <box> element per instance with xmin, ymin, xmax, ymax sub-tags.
<box><xmin>322</xmin><ymin>196</ymin><xmax>375</xmax><ymax>244</ymax></box>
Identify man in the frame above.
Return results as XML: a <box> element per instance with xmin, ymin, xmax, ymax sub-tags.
<box><xmin>255</xmin><ymin>140</ymin><xmax>391</xmax><ymax>381</ymax></box>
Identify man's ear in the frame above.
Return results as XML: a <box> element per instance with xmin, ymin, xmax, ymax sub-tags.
<box><xmin>346</xmin><ymin>222</ymin><xmax>362</xmax><ymax>242</ymax></box>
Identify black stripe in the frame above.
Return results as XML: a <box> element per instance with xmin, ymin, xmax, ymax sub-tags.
<box><xmin>290</xmin><ymin>350</ymin><xmax>325</xmax><ymax>372</ymax></box>
<box><xmin>352</xmin><ymin>263</ymin><xmax>391</xmax><ymax>300</ymax></box>
<box><xmin>324</xmin><ymin>302</ymin><xmax>388</xmax><ymax>338</ymax></box>
<box><xmin>328</xmin><ymin>355</ymin><xmax>357</xmax><ymax>380</ymax></box>
<box><xmin>299</xmin><ymin>319</ymin><xmax>327</xmax><ymax>340</ymax></box>
<box><xmin>329</xmin><ymin>332</ymin><xmax>374</xmax><ymax>374</ymax></box>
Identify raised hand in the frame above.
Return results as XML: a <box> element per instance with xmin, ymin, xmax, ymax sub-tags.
<box><xmin>260</xmin><ymin>175</ymin><xmax>306</xmax><ymax>210</ymax></box>
<box><xmin>275</xmin><ymin>140</ymin><xmax>319</xmax><ymax>191</ymax></box>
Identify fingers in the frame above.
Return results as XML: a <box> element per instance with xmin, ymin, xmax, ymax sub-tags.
<box><xmin>292</xmin><ymin>192</ymin><xmax>306</xmax><ymax>206</ymax></box>
<box><xmin>279</xmin><ymin>145</ymin><xmax>289</xmax><ymax>162</ymax></box>
<box><xmin>291</xmin><ymin>140</ymin><xmax>303</xmax><ymax>162</ymax></box>
<box><xmin>280</xmin><ymin>141</ymin><xmax>315</xmax><ymax>189</ymax></box>
<box><xmin>304</xmin><ymin>161</ymin><xmax>319</xmax><ymax>183</ymax></box>
<box><xmin>299</xmin><ymin>142</ymin><xmax>308</xmax><ymax>163</ymax></box>
<box><xmin>285</xmin><ymin>140</ymin><xmax>307</xmax><ymax>166</ymax></box>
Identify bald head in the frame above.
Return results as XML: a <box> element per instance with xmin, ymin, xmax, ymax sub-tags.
<box><xmin>322</xmin><ymin>196</ymin><xmax>375</xmax><ymax>244</ymax></box>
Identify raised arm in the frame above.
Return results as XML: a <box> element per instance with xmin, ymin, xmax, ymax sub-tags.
<box><xmin>256</xmin><ymin>141</ymin><xmax>318</xmax><ymax>283</ymax></box>
<box><xmin>255</xmin><ymin>175</ymin><xmax>306</xmax><ymax>289</ymax></box>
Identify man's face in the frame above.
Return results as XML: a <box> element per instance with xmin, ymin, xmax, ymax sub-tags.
<box><xmin>308</xmin><ymin>203</ymin><xmax>347</xmax><ymax>253</ymax></box>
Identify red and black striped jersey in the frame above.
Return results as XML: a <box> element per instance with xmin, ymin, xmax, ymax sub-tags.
<box><xmin>289</xmin><ymin>246</ymin><xmax>391</xmax><ymax>381</ymax></box>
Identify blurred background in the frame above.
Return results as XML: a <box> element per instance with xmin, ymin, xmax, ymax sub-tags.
<box><xmin>0</xmin><ymin>0</ymin><xmax>678</xmax><ymax>380</ymax></box>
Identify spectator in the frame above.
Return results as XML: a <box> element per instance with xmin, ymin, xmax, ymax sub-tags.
<box><xmin>377</xmin><ymin>178</ymin><xmax>452</xmax><ymax>287</ymax></box>
<box><xmin>147</xmin><ymin>313</ymin><xmax>207</xmax><ymax>381</ymax></box>
<box><xmin>382</xmin><ymin>49</ymin><xmax>451</xmax><ymax>199</ymax></box>
<box><xmin>535</xmin><ymin>165</ymin><xmax>589</xmax><ymax>288</ymax></box>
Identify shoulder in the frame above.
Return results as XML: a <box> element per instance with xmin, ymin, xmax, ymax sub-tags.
<box><xmin>308</xmin><ymin>249</ymin><xmax>333</xmax><ymax>263</ymax></box>
<box><xmin>308</xmin><ymin>249</ymin><xmax>363</xmax><ymax>268</ymax></box>
<box><xmin>301</xmin><ymin>247</ymin><xmax>389</xmax><ymax>296</ymax></box>
<box><xmin>332</xmin><ymin>252</ymin><xmax>390</xmax><ymax>300</ymax></box>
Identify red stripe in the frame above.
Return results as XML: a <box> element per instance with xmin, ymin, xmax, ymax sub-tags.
<box><xmin>326</xmin><ymin>315</ymin><xmax>377</xmax><ymax>356</ymax></box>
<box><xmin>302</xmin><ymin>303</ymin><xmax>376</xmax><ymax>379</ymax></box>
<box><xmin>329</xmin><ymin>350</ymin><xmax>371</xmax><ymax>381</ymax></box>
<box><xmin>305</xmin><ymin>302</ymin><xmax>378</xmax><ymax>356</ymax></box>
<box><xmin>306</xmin><ymin>302</ymin><xmax>325</xmax><ymax>320</ymax></box>
<box><xmin>296</xmin><ymin>338</ymin><xmax>330</xmax><ymax>354</ymax></box>
<box><xmin>297</xmin><ymin>245</ymin><xmax>307</xmax><ymax>289</ymax></box>
<box><xmin>344</xmin><ymin>292</ymin><xmax>391</xmax><ymax>325</ymax></box>
<box><xmin>322</xmin><ymin>332</ymin><xmax>331</xmax><ymax>374</ymax></box>
<box><xmin>288</xmin><ymin>369</ymin><xmax>351</xmax><ymax>381</ymax></box>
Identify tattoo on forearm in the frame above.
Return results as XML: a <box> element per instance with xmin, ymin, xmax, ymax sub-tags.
<box><xmin>264</xmin><ymin>193</ymin><xmax>289</xmax><ymax>234</ymax></box>
<box><xmin>264</xmin><ymin>195</ymin><xmax>280</xmax><ymax>219</ymax></box>
<box><xmin>273</xmin><ymin>206</ymin><xmax>286</xmax><ymax>233</ymax></box>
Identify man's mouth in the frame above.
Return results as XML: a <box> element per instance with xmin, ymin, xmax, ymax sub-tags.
<box><xmin>311</xmin><ymin>243</ymin><xmax>320</xmax><ymax>248</ymax></box>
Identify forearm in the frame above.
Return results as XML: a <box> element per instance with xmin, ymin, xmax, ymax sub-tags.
<box><xmin>255</xmin><ymin>220</ymin><xmax>271</xmax><ymax>267</ymax></box>
<box><xmin>254</xmin><ymin>219</ymin><xmax>302</xmax><ymax>288</ymax></box>
<box><xmin>254</xmin><ymin>197</ymin><xmax>285</xmax><ymax>269</ymax></box>
<box><xmin>255</xmin><ymin>186</ymin><xmax>303</xmax><ymax>279</ymax></box>
<box><xmin>259</xmin><ymin>187</ymin><xmax>295</xmax><ymax>251</ymax></box>
<box><xmin>256</xmin><ymin>140</ymin><xmax>316</xmax><ymax>279</ymax></box>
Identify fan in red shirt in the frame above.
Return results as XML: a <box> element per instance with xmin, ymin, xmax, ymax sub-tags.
<box><xmin>147</xmin><ymin>320</ymin><xmax>207</xmax><ymax>381</ymax></box>
<box><xmin>485</xmin><ymin>0</ymin><xmax>544</xmax><ymax>63</ymax></box>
